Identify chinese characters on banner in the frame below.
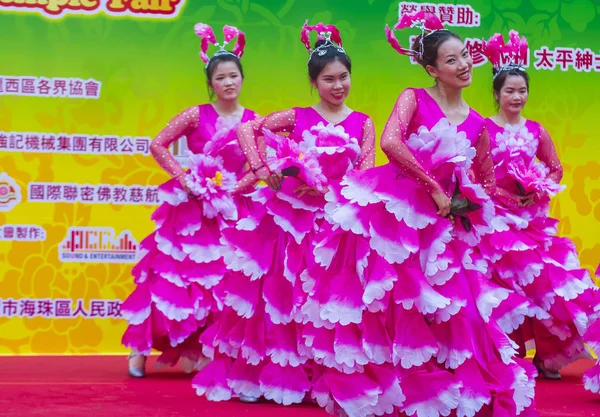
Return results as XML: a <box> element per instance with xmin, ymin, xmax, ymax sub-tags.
<box><xmin>0</xmin><ymin>76</ymin><xmax>101</xmax><ymax>98</ymax></box>
<box><xmin>462</xmin><ymin>43</ymin><xmax>599</xmax><ymax>72</ymax></box>
<box><xmin>0</xmin><ymin>298</ymin><xmax>122</xmax><ymax>319</ymax></box>
<box><xmin>463</xmin><ymin>37</ymin><xmax>530</xmax><ymax>68</ymax></box>
<box><xmin>0</xmin><ymin>225</ymin><xmax>46</xmax><ymax>241</ymax></box>
<box><xmin>0</xmin><ymin>133</ymin><xmax>151</xmax><ymax>155</ymax></box>
<box><xmin>400</xmin><ymin>3</ymin><xmax>485</xmax><ymax>65</ymax></box>
<box><xmin>534</xmin><ymin>47</ymin><xmax>600</xmax><ymax>72</ymax></box>
<box><xmin>399</xmin><ymin>2</ymin><xmax>481</xmax><ymax>26</ymax></box>
<box><xmin>399</xmin><ymin>2</ymin><xmax>600</xmax><ymax>73</ymax></box>
<box><xmin>463</xmin><ymin>40</ymin><xmax>599</xmax><ymax>72</ymax></box>
<box><xmin>27</xmin><ymin>183</ymin><xmax>160</xmax><ymax>205</ymax></box>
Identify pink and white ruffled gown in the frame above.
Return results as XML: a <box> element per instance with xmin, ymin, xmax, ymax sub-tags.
<box><xmin>584</xmin><ymin>264</ymin><xmax>600</xmax><ymax>393</ymax></box>
<box><xmin>479</xmin><ymin>119</ymin><xmax>599</xmax><ymax>371</ymax></box>
<box><xmin>121</xmin><ymin>103</ymin><xmax>257</xmax><ymax>367</ymax></box>
<box><xmin>316</xmin><ymin>88</ymin><xmax>538</xmax><ymax>417</ymax></box>
<box><xmin>191</xmin><ymin>106</ymin><xmax>377</xmax><ymax>404</ymax></box>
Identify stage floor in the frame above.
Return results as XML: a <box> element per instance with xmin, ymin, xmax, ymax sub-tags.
<box><xmin>0</xmin><ymin>356</ymin><xmax>598</xmax><ymax>416</ymax></box>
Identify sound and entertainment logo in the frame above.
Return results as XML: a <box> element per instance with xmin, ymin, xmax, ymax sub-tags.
<box><xmin>0</xmin><ymin>172</ymin><xmax>21</xmax><ymax>212</ymax></box>
<box><xmin>59</xmin><ymin>227</ymin><xmax>140</xmax><ymax>263</ymax></box>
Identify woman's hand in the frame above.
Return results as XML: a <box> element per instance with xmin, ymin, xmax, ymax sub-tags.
<box><xmin>432</xmin><ymin>188</ymin><xmax>451</xmax><ymax>217</ymax></box>
<box><xmin>265</xmin><ymin>172</ymin><xmax>284</xmax><ymax>191</ymax></box>
<box><xmin>518</xmin><ymin>193</ymin><xmax>535</xmax><ymax>207</ymax></box>
<box><xmin>252</xmin><ymin>166</ymin><xmax>283</xmax><ymax>191</ymax></box>
<box><xmin>294</xmin><ymin>184</ymin><xmax>326</xmax><ymax>197</ymax></box>
<box><xmin>178</xmin><ymin>175</ymin><xmax>196</xmax><ymax>197</ymax></box>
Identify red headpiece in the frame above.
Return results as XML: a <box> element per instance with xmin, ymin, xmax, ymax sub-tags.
<box><xmin>482</xmin><ymin>30</ymin><xmax>528</xmax><ymax>78</ymax></box>
<box><xmin>194</xmin><ymin>23</ymin><xmax>246</xmax><ymax>67</ymax></box>
<box><xmin>385</xmin><ymin>11</ymin><xmax>445</xmax><ymax>59</ymax></box>
<box><xmin>301</xmin><ymin>20</ymin><xmax>345</xmax><ymax>62</ymax></box>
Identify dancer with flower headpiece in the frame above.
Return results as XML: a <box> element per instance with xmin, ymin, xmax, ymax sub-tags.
<box><xmin>120</xmin><ymin>23</ymin><xmax>259</xmax><ymax>378</ymax></box>
<box><xmin>318</xmin><ymin>11</ymin><xmax>539</xmax><ymax>417</ymax></box>
<box><xmin>190</xmin><ymin>20</ymin><xmax>376</xmax><ymax>406</ymax></box>
<box><xmin>478</xmin><ymin>31</ymin><xmax>599</xmax><ymax>382</ymax></box>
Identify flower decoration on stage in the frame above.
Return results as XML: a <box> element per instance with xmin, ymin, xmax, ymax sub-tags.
<box><xmin>183</xmin><ymin>152</ymin><xmax>238</xmax><ymax>219</ymax></box>
<box><xmin>482</xmin><ymin>30</ymin><xmax>528</xmax><ymax>79</ymax></box>
<box><xmin>263</xmin><ymin>129</ymin><xmax>327</xmax><ymax>191</ymax></box>
<box><xmin>194</xmin><ymin>23</ymin><xmax>246</xmax><ymax>67</ymax></box>
<box><xmin>385</xmin><ymin>11</ymin><xmax>445</xmax><ymax>59</ymax></box>
<box><xmin>301</xmin><ymin>20</ymin><xmax>345</xmax><ymax>62</ymax></box>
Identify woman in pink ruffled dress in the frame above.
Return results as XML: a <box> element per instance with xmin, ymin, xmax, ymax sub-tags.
<box><xmin>478</xmin><ymin>31</ymin><xmax>599</xmax><ymax>380</ymax></box>
<box><xmin>585</xmin><ymin>264</ymin><xmax>600</xmax><ymax>393</ymax></box>
<box><xmin>310</xmin><ymin>12</ymin><xmax>538</xmax><ymax>416</ymax></box>
<box><xmin>120</xmin><ymin>24</ymin><xmax>258</xmax><ymax>378</ymax></box>
<box><xmin>191</xmin><ymin>21</ymin><xmax>377</xmax><ymax>406</ymax></box>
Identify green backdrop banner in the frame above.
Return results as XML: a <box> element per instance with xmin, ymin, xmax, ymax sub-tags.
<box><xmin>0</xmin><ymin>0</ymin><xmax>598</xmax><ymax>354</ymax></box>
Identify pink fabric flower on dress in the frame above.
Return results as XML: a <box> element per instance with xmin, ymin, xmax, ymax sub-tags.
<box><xmin>507</xmin><ymin>159</ymin><xmax>566</xmax><ymax>198</ymax></box>
<box><xmin>492</xmin><ymin>124</ymin><xmax>538</xmax><ymax>163</ymax></box>
<box><xmin>406</xmin><ymin>119</ymin><xmax>486</xmax><ymax>232</ymax></box>
<box><xmin>301</xmin><ymin>122</ymin><xmax>362</xmax><ymax>180</ymax></box>
<box><xmin>203</xmin><ymin>115</ymin><xmax>244</xmax><ymax>155</ymax></box>
<box><xmin>263</xmin><ymin>129</ymin><xmax>327</xmax><ymax>190</ymax></box>
<box><xmin>184</xmin><ymin>152</ymin><xmax>238</xmax><ymax>220</ymax></box>
<box><xmin>406</xmin><ymin>119</ymin><xmax>476</xmax><ymax>171</ymax></box>
<box><xmin>302</xmin><ymin>122</ymin><xmax>361</xmax><ymax>156</ymax></box>
<box><xmin>491</xmin><ymin>124</ymin><xmax>563</xmax><ymax>197</ymax></box>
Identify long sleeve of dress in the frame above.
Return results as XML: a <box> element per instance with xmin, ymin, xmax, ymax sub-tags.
<box><xmin>477</xmin><ymin>128</ymin><xmax>520</xmax><ymax>206</ymax></box>
<box><xmin>355</xmin><ymin>117</ymin><xmax>376</xmax><ymax>170</ymax></box>
<box><xmin>236</xmin><ymin>109</ymin><xmax>296</xmax><ymax>172</ymax></box>
<box><xmin>380</xmin><ymin>89</ymin><xmax>444</xmax><ymax>194</ymax></box>
<box><xmin>472</xmin><ymin>127</ymin><xmax>497</xmax><ymax>194</ymax></box>
<box><xmin>150</xmin><ymin>106</ymin><xmax>199</xmax><ymax>179</ymax></box>
<box><xmin>537</xmin><ymin>124</ymin><xmax>563</xmax><ymax>183</ymax></box>
<box><xmin>233</xmin><ymin>171</ymin><xmax>259</xmax><ymax>195</ymax></box>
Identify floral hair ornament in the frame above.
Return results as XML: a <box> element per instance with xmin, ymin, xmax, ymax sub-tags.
<box><xmin>301</xmin><ymin>20</ymin><xmax>345</xmax><ymax>63</ymax></box>
<box><xmin>482</xmin><ymin>30</ymin><xmax>528</xmax><ymax>79</ymax></box>
<box><xmin>194</xmin><ymin>23</ymin><xmax>246</xmax><ymax>68</ymax></box>
<box><xmin>385</xmin><ymin>11</ymin><xmax>445</xmax><ymax>59</ymax></box>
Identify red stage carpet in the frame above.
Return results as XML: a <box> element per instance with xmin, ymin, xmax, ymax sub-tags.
<box><xmin>1</xmin><ymin>356</ymin><xmax>598</xmax><ymax>417</ymax></box>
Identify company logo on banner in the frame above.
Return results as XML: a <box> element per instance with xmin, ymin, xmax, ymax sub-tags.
<box><xmin>0</xmin><ymin>0</ymin><xmax>186</xmax><ymax>19</ymax></box>
<box><xmin>59</xmin><ymin>227</ymin><xmax>140</xmax><ymax>263</ymax></box>
<box><xmin>0</xmin><ymin>172</ymin><xmax>21</xmax><ymax>212</ymax></box>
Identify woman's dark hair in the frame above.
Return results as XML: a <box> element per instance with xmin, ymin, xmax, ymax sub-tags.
<box><xmin>412</xmin><ymin>30</ymin><xmax>462</xmax><ymax>69</ymax></box>
<box><xmin>205</xmin><ymin>54</ymin><xmax>244</xmax><ymax>101</ymax></box>
<box><xmin>308</xmin><ymin>39</ymin><xmax>352</xmax><ymax>81</ymax></box>
<box><xmin>492</xmin><ymin>67</ymin><xmax>530</xmax><ymax>105</ymax></box>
